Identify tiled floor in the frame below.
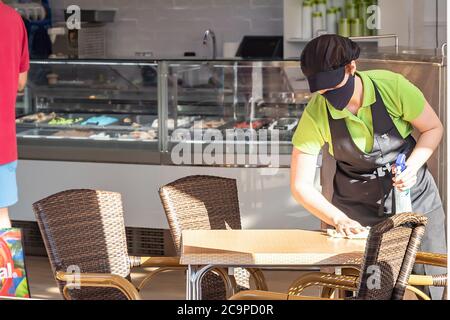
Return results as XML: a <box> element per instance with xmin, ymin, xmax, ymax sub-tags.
<box><xmin>26</xmin><ymin>256</ymin><xmax>321</xmax><ymax>300</ymax></box>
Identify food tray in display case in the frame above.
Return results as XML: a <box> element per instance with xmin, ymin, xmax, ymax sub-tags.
<box><xmin>16</xmin><ymin>112</ymin><xmax>157</xmax><ymax>131</ymax></box>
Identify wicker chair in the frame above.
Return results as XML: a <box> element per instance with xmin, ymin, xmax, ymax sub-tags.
<box><xmin>231</xmin><ymin>213</ymin><xmax>429</xmax><ymax>300</ymax></box>
<box><xmin>32</xmin><ymin>189</ymin><xmax>192</xmax><ymax>300</ymax></box>
<box><xmin>283</xmin><ymin>252</ymin><xmax>447</xmax><ymax>300</ymax></box>
<box><xmin>159</xmin><ymin>175</ymin><xmax>268</xmax><ymax>300</ymax></box>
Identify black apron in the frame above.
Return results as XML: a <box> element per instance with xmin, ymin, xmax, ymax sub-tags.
<box><xmin>329</xmin><ymin>79</ymin><xmax>441</xmax><ymax>225</ymax></box>
<box><xmin>327</xmin><ymin>78</ymin><xmax>446</xmax><ymax>299</ymax></box>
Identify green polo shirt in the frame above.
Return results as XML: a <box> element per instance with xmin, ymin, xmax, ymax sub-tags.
<box><xmin>292</xmin><ymin>70</ymin><xmax>426</xmax><ymax>156</ymax></box>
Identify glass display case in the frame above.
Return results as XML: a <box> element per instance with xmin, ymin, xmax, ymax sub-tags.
<box><xmin>16</xmin><ymin>59</ymin><xmax>311</xmax><ymax>166</ymax></box>
<box><xmin>16</xmin><ymin>59</ymin><xmax>160</xmax><ymax>164</ymax></box>
<box><xmin>163</xmin><ymin>60</ymin><xmax>310</xmax><ymax>166</ymax></box>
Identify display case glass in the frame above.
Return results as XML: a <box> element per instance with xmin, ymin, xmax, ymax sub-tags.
<box><xmin>163</xmin><ymin>60</ymin><xmax>310</xmax><ymax>166</ymax></box>
<box><xmin>16</xmin><ymin>60</ymin><xmax>160</xmax><ymax>164</ymax></box>
<box><xmin>16</xmin><ymin>59</ymin><xmax>311</xmax><ymax>166</ymax></box>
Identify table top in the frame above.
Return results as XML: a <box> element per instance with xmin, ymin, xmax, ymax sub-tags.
<box><xmin>180</xmin><ymin>230</ymin><xmax>367</xmax><ymax>267</ymax></box>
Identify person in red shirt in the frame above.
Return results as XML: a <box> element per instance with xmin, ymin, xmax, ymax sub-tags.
<box><xmin>0</xmin><ymin>1</ymin><xmax>29</xmax><ymax>228</ymax></box>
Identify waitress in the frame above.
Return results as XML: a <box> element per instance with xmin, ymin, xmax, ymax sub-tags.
<box><xmin>291</xmin><ymin>35</ymin><xmax>446</xmax><ymax>298</ymax></box>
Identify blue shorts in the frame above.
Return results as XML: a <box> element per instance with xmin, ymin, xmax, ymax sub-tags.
<box><xmin>0</xmin><ymin>161</ymin><xmax>18</xmax><ymax>208</ymax></box>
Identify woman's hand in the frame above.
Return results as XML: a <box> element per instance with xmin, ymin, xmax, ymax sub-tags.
<box><xmin>333</xmin><ymin>216</ymin><xmax>366</xmax><ymax>237</ymax></box>
<box><xmin>291</xmin><ymin>149</ymin><xmax>367</xmax><ymax>235</ymax></box>
<box><xmin>392</xmin><ymin>165</ymin><xmax>418</xmax><ymax>191</ymax></box>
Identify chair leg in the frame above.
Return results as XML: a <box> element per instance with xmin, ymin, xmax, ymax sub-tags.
<box><xmin>137</xmin><ymin>266</ymin><xmax>236</xmax><ymax>298</ymax></box>
<box><xmin>247</xmin><ymin>268</ymin><xmax>269</xmax><ymax>291</ymax></box>
<box><xmin>288</xmin><ymin>272</ymin><xmax>358</xmax><ymax>296</ymax></box>
<box><xmin>320</xmin><ymin>287</ymin><xmax>335</xmax><ymax>298</ymax></box>
<box><xmin>405</xmin><ymin>285</ymin><xmax>431</xmax><ymax>300</ymax></box>
<box><xmin>137</xmin><ymin>267</ymin><xmax>186</xmax><ymax>291</ymax></box>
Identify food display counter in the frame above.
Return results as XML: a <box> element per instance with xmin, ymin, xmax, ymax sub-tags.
<box><xmin>16</xmin><ymin>60</ymin><xmax>160</xmax><ymax>164</ymax></box>
<box><xmin>16</xmin><ymin>59</ymin><xmax>309</xmax><ymax>166</ymax></box>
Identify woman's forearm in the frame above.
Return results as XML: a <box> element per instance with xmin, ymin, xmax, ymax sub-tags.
<box><xmin>406</xmin><ymin>126</ymin><xmax>443</xmax><ymax>171</ymax></box>
<box><xmin>291</xmin><ymin>149</ymin><xmax>366</xmax><ymax>234</ymax></box>
<box><xmin>291</xmin><ymin>183</ymin><xmax>347</xmax><ymax>227</ymax></box>
<box><xmin>407</xmin><ymin>102</ymin><xmax>444</xmax><ymax>171</ymax></box>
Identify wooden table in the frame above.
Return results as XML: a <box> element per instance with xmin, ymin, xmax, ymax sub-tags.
<box><xmin>181</xmin><ymin>230</ymin><xmax>367</xmax><ymax>300</ymax></box>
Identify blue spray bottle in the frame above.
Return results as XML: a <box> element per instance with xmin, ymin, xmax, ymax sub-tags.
<box><xmin>394</xmin><ymin>153</ymin><xmax>413</xmax><ymax>213</ymax></box>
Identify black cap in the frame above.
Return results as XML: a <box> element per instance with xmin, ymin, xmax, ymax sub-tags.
<box><xmin>300</xmin><ymin>35</ymin><xmax>360</xmax><ymax>93</ymax></box>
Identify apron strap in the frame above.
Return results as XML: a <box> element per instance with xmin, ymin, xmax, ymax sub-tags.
<box><xmin>370</xmin><ymin>79</ymin><xmax>396</xmax><ymax>136</ymax></box>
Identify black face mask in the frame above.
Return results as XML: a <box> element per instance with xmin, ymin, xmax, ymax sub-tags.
<box><xmin>322</xmin><ymin>74</ymin><xmax>355</xmax><ymax>110</ymax></box>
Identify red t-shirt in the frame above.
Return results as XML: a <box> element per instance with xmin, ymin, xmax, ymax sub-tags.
<box><xmin>0</xmin><ymin>2</ymin><xmax>29</xmax><ymax>165</ymax></box>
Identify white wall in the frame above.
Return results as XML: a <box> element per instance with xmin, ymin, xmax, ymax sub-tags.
<box><xmin>284</xmin><ymin>0</ymin><xmax>447</xmax><ymax>58</ymax></box>
<box><xmin>412</xmin><ymin>0</ymin><xmax>447</xmax><ymax>48</ymax></box>
<box><xmin>379</xmin><ymin>0</ymin><xmax>447</xmax><ymax>48</ymax></box>
<box><xmin>49</xmin><ymin>0</ymin><xmax>284</xmax><ymax>58</ymax></box>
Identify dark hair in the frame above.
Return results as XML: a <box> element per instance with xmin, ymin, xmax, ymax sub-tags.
<box><xmin>300</xmin><ymin>35</ymin><xmax>361</xmax><ymax>77</ymax></box>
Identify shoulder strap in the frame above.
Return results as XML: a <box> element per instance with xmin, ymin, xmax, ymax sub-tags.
<box><xmin>370</xmin><ymin>78</ymin><xmax>396</xmax><ymax>136</ymax></box>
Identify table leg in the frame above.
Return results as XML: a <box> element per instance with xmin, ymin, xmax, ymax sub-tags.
<box><xmin>187</xmin><ymin>265</ymin><xmax>241</xmax><ymax>300</ymax></box>
<box><xmin>186</xmin><ymin>265</ymin><xmax>196</xmax><ymax>300</ymax></box>
<box><xmin>192</xmin><ymin>265</ymin><xmax>217</xmax><ymax>300</ymax></box>
<box><xmin>186</xmin><ymin>265</ymin><xmax>206</xmax><ymax>300</ymax></box>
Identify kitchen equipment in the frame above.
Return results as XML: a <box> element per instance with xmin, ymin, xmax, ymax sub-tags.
<box><xmin>316</xmin><ymin>0</ymin><xmax>328</xmax><ymax>29</ymax></box>
<box><xmin>350</xmin><ymin>18</ymin><xmax>362</xmax><ymax>37</ymax></box>
<box><xmin>339</xmin><ymin>18</ymin><xmax>351</xmax><ymax>37</ymax></box>
<box><xmin>49</xmin><ymin>10</ymin><xmax>115</xmax><ymax>58</ymax></box>
<box><xmin>236</xmin><ymin>36</ymin><xmax>283</xmax><ymax>59</ymax></box>
<box><xmin>335</xmin><ymin>6</ymin><xmax>342</xmax><ymax>21</ymax></box>
<box><xmin>302</xmin><ymin>0</ymin><xmax>313</xmax><ymax>39</ymax></box>
<box><xmin>346</xmin><ymin>2</ymin><xmax>357</xmax><ymax>19</ymax></box>
<box><xmin>63</xmin><ymin>9</ymin><xmax>116</xmax><ymax>23</ymax></box>
<box><xmin>49</xmin><ymin>22</ymin><xmax>106</xmax><ymax>58</ymax></box>
<box><xmin>10</xmin><ymin>2</ymin><xmax>46</xmax><ymax>21</ymax></box>
<box><xmin>312</xmin><ymin>11</ymin><xmax>325</xmax><ymax>38</ymax></box>
<box><xmin>13</xmin><ymin>0</ymin><xmax>53</xmax><ymax>59</ymax></box>
<box><xmin>358</xmin><ymin>0</ymin><xmax>370</xmax><ymax>36</ymax></box>
<box><xmin>326</xmin><ymin>8</ymin><xmax>338</xmax><ymax>34</ymax></box>
<box><xmin>202</xmin><ymin>29</ymin><xmax>217</xmax><ymax>59</ymax></box>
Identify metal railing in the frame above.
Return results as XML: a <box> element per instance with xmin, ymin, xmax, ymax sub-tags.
<box><xmin>350</xmin><ymin>34</ymin><xmax>399</xmax><ymax>53</ymax></box>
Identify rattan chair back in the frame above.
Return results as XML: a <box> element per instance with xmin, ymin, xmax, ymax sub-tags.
<box><xmin>33</xmin><ymin>189</ymin><xmax>130</xmax><ymax>300</ymax></box>
<box><xmin>160</xmin><ymin>175</ymin><xmax>242</xmax><ymax>252</ymax></box>
<box><xmin>159</xmin><ymin>175</ymin><xmax>245</xmax><ymax>300</ymax></box>
<box><xmin>356</xmin><ymin>213</ymin><xmax>428</xmax><ymax>300</ymax></box>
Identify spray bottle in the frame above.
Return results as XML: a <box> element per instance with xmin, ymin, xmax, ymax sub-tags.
<box><xmin>394</xmin><ymin>153</ymin><xmax>413</xmax><ymax>213</ymax></box>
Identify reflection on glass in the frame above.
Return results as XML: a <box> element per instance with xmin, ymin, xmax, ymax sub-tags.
<box><xmin>16</xmin><ymin>61</ymin><xmax>159</xmax><ymax>144</ymax></box>
<box><xmin>166</xmin><ymin>61</ymin><xmax>311</xmax><ymax>164</ymax></box>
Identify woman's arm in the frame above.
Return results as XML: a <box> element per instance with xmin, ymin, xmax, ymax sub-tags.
<box><xmin>291</xmin><ymin>148</ymin><xmax>365</xmax><ymax>235</ymax></box>
<box><xmin>18</xmin><ymin>71</ymin><xmax>28</xmax><ymax>92</ymax></box>
<box><xmin>394</xmin><ymin>101</ymin><xmax>444</xmax><ymax>191</ymax></box>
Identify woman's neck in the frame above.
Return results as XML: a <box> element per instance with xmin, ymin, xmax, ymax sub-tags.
<box><xmin>346</xmin><ymin>74</ymin><xmax>364</xmax><ymax>115</ymax></box>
